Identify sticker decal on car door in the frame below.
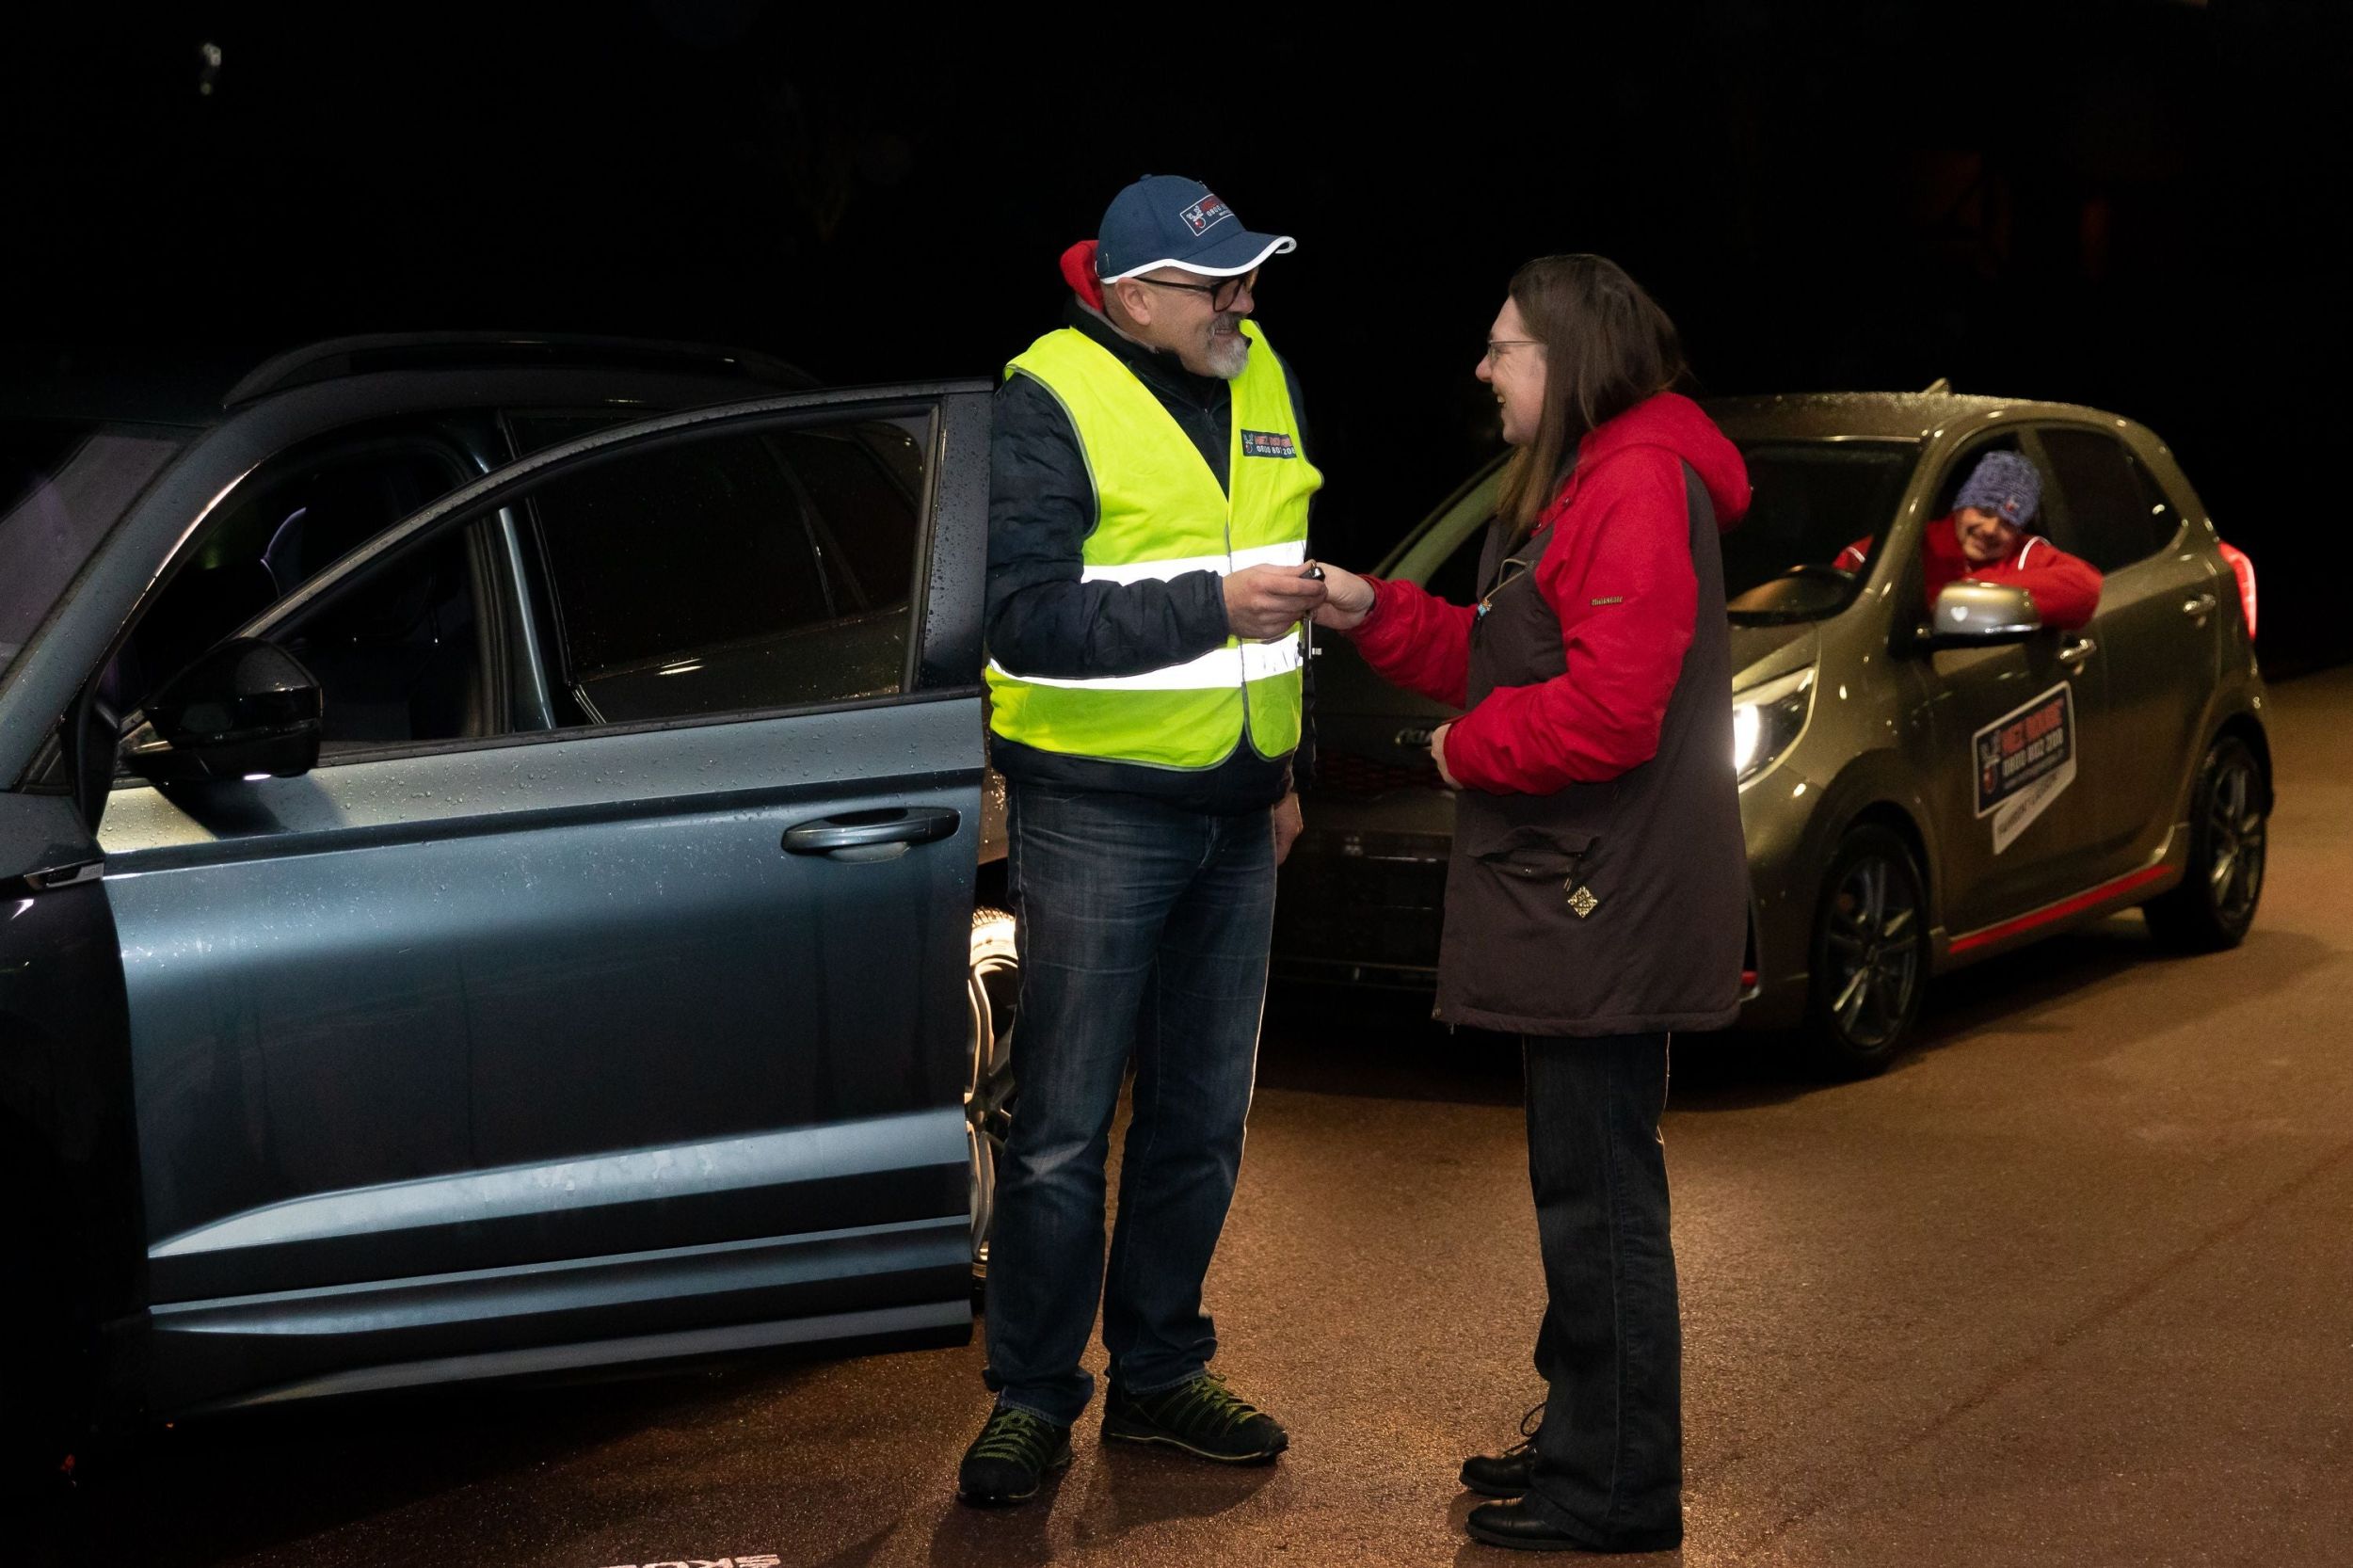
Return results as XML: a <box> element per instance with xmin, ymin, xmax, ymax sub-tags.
<box><xmin>1975</xmin><ymin>680</ymin><xmax>2077</xmax><ymax>854</ymax></box>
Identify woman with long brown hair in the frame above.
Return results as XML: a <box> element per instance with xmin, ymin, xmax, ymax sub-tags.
<box><xmin>1313</xmin><ymin>255</ymin><xmax>1750</xmax><ymax>1553</ymax></box>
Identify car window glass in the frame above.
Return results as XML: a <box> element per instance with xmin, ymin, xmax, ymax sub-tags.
<box><xmin>1720</xmin><ymin>440</ymin><xmax>1918</xmax><ymax>623</ymax></box>
<box><xmin>781</xmin><ymin>424</ymin><xmax>922</xmax><ymax>612</ymax></box>
<box><xmin>524</xmin><ymin>413</ymin><xmax>927</xmax><ymax>726</ymax></box>
<box><xmin>273</xmin><ymin>529</ymin><xmax>492</xmax><ymax>754</ymax></box>
<box><xmin>105</xmin><ymin>429</ymin><xmax>478</xmax><ymax>720</ymax></box>
<box><xmin>2122</xmin><ymin>452</ymin><xmax>2182</xmax><ymax>555</ymax></box>
<box><xmin>2038</xmin><ymin>427</ymin><xmax>2165</xmax><ymax>572</ymax></box>
<box><xmin>1726</xmin><ymin>441</ymin><xmax>1918</xmax><ymax>594</ymax></box>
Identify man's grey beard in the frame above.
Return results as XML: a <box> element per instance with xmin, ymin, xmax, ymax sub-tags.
<box><xmin>1203</xmin><ymin>314</ymin><xmax>1251</xmax><ymax>380</ymax></box>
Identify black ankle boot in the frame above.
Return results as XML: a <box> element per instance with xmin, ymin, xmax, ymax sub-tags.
<box><xmin>1460</xmin><ymin>1400</ymin><xmax>1542</xmax><ymax>1496</ymax></box>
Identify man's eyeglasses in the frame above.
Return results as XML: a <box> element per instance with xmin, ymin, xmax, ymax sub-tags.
<box><xmin>1132</xmin><ymin>268</ymin><xmax>1259</xmax><ymax>312</ymax></box>
<box><xmin>1483</xmin><ymin>338</ymin><xmax>1543</xmax><ymax>365</ymax></box>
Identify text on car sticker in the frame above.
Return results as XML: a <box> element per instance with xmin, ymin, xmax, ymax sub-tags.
<box><xmin>1973</xmin><ymin>680</ymin><xmax>2077</xmax><ymax>855</ymax></box>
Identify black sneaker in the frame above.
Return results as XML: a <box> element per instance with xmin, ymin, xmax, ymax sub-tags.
<box><xmin>1101</xmin><ymin>1372</ymin><xmax>1289</xmax><ymax>1464</ymax></box>
<box><xmin>956</xmin><ymin>1404</ymin><xmax>1072</xmax><ymax>1506</ymax></box>
<box><xmin>1460</xmin><ymin>1400</ymin><xmax>1544</xmax><ymax>1497</ymax></box>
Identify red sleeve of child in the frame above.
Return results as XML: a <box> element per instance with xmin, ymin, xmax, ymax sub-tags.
<box><xmin>2009</xmin><ymin>537</ymin><xmax>2103</xmax><ymax>631</ymax></box>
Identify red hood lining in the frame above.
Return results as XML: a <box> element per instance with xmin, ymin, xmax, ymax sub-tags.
<box><xmin>1060</xmin><ymin>240</ymin><xmax>1106</xmax><ymax>312</ymax></box>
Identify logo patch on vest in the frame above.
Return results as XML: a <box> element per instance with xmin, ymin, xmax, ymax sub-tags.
<box><xmin>1241</xmin><ymin>430</ymin><xmax>1297</xmax><ymax>459</ymax></box>
<box><xmin>1181</xmin><ymin>194</ymin><xmax>1233</xmax><ymax>235</ymax></box>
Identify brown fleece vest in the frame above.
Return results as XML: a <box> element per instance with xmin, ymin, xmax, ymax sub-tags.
<box><xmin>1436</xmin><ymin>463</ymin><xmax>1750</xmax><ymax>1037</ymax></box>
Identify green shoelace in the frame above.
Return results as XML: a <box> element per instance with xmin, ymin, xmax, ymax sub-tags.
<box><xmin>1136</xmin><ymin>1374</ymin><xmax>1267</xmax><ymax>1439</ymax></box>
<box><xmin>969</xmin><ymin>1405</ymin><xmax>1064</xmax><ymax>1467</ymax></box>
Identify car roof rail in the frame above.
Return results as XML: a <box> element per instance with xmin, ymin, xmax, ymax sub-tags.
<box><xmin>223</xmin><ymin>332</ymin><xmax>817</xmax><ymax>408</ymax></box>
<box><xmin>1919</xmin><ymin>376</ymin><xmax>1952</xmax><ymax>394</ymax></box>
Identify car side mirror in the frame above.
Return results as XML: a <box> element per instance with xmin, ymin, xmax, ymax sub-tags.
<box><xmin>1915</xmin><ymin>582</ymin><xmax>2041</xmax><ymax>651</ymax></box>
<box><xmin>122</xmin><ymin>638</ymin><xmax>323</xmax><ymax>784</ymax></box>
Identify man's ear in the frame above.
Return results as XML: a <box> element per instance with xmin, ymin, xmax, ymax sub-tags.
<box><xmin>1108</xmin><ymin>277</ymin><xmax>1153</xmax><ymax>330</ymax></box>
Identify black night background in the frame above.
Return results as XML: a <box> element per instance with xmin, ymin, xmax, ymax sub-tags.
<box><xmin>10</xmin><ymin>1</ymin><xmax>2349</xmax><ymax>667</ymax></box>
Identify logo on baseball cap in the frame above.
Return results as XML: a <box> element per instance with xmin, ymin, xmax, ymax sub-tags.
<box><xmin>1096</xmin><ymin>174</ymin><xmax>1295</xmax><ymax>281</ymax></box>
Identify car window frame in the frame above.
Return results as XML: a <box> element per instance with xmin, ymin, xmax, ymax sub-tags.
<box><xmin>211</xmin><ymin>385</ymin><xmax>984</xmax><ymax>771</ymax></box>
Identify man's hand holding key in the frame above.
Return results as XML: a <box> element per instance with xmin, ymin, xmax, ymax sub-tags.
<box><xmin>1223</xmin><ymin>563</ymin><xmax>1329</xmax><ymax>640</ymax></box>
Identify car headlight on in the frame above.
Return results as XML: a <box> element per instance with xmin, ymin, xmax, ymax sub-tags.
<box><xmin>1733</xmin><ymin>666</ymin><xmax>1815</xmax><ymax>784</ymax></box>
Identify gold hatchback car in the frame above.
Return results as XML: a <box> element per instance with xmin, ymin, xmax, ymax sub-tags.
<box><xmin>1275</xmin><ymin>391</ymin><xmax>2269</xmax><ymax>1072</ymax></box>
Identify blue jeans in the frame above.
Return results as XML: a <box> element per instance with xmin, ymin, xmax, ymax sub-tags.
<box><xmin>983</xmin><ymin>779</ymin><xmax>1275</xmax><ymax>1427</ymax></box>
<box><xmin>1521</xmin><ymin>1031</ymin><xmax>1684</xmax><ymax>1551</ymax></box>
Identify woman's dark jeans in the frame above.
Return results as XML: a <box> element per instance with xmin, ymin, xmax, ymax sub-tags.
<box><xmin>982</xmin><ymin>779</ymin><xmax>1275</xmax><ymax>1427</ymax></box>
<box><xmin>1519</xmin><ymin>1031</ymin><xmax>1684</xmax><ymax>1550</ymax></box>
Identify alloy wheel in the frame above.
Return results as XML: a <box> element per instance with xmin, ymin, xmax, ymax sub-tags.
<box><xmin>1821</xmin><ymin>850</ymin><xmax>1923</xmax><ymax>1051</ymax></box>
<box><xmin>2204</xmin><ymin>752</ymin><xmax>2266</xmax><ymax>927</ymax></box>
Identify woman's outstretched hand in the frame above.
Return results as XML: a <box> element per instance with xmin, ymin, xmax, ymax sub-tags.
<box><xmin>1309</xmin><ymin>562</ymin><xmax>1377</xmax><ymax>631</ymax></box>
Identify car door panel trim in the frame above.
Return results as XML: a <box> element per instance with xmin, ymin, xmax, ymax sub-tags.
<box><xmin>185</xmin><ymin>1299</ymin><xmax>970</xmax><ymax>1413</ymax></box>
<box><xmin>152</xmin><ymin>1223</ymin><xmax>971</xmax><ymax>1415</ymax></box>
<box><xmin>1945</xmin><ymin>861</ymin><xmax>2172</xmax><ymax>955</ymax></box>
<box><xmin>150</xmin><ymin>1107</ymin><xmax>960</xmax><ymax>1263</ymax></box>
<box><xmin>144</xmin><ymin>1111</ymin><xmax>968</xmax><ymax>1304</ymax></box>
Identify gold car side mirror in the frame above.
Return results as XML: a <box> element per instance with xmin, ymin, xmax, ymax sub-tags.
<box><xmin>1916</xmin><ymin>581</ymin><xmax>2041</xmax><ymax>652</ymax></box>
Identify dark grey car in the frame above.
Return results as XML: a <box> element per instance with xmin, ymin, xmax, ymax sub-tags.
<box><xmin>0</xmin><ymin>338</ymin><xmax>1017</xmax><ymax>1479</ymax></box>
<box><xmin>1276</xmin><ymin>391</ymin><xmax>2269</xmax><ymax>1072</ymax></box>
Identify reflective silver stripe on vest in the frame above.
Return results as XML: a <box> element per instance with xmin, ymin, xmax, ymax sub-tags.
<box><xmin>988</xmin><ymin>636</ymin><xmax>1304</xmax><ymax>693</ymax></box>
<box><xmin>1079</xmin><ymin>539</ymin><xmax>1306</xmax><ymax>585</ymax></box>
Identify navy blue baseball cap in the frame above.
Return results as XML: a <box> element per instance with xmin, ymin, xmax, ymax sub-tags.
<box><xmin>1095</xmin><ymin>175</ymin><xmax>1296</xmax><ymax>280</ymax></box>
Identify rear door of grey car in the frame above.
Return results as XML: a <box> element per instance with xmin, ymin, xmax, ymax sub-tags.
<box><xmin>2028</xmin><ymin>423</ymin><xmax>2220</xmax><ymax>880</ymax></box>
<box><xmin>98</xmin><ymin>384</ymin><xmax>992</xmax><ymax>1411</ymax></box>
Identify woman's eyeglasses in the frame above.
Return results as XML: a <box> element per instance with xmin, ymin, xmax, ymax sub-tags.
<box><xmin>1132</xmin><ymin>269</ymin><xmax>1259</xmax><ymax>312</ymax></box>
<box><xmin>1482</xmin><ymin>338</ymin><xmax>1543</xmax><ymax>366</ymax></box>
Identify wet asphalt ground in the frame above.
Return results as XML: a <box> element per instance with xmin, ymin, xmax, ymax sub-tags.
<box><xmin>29</xmin><ymin>669</ymin><xmax>2353</xmax><ymax>1568</ymax></box>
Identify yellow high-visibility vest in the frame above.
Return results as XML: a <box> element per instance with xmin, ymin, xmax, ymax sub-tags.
<box><xmin>985</xmin><ymin>319</ymin><xmax>1322</xmax><ymax>770</ymax></box>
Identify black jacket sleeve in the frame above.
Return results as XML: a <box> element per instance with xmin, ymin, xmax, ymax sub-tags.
<box><xmin>983</xmin><ymin>374</ymin><xmax>1232</xmax><ymax>679</ymax></box>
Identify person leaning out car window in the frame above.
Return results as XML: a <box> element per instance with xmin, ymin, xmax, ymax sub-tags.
<box><xmin>1832</xmin><ymin>450</ymin><xmax>2101</xmax><ymax>630</ymax></box>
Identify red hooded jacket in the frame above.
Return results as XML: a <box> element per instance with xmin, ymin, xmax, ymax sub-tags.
<box><xmin>1833</xmin><ymin>523</ymin><xmax>2101</xmax><ymax>632</ymax></box>
<box><xmin>1350</xmin><ymin>392</ymin><xmax>1752</xmax><ymax>794</ymax></box>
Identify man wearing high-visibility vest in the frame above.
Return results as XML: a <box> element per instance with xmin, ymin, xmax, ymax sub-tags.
<box><xmin>959</xmin><ymin>176</ymin><xmax>1326</xmax><ymax>1506</ymax></box>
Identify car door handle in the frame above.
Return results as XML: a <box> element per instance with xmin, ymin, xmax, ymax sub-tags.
<box><xmin>2182</xmin><ymin>593</ymin><xmax>2217</xmax><ymax>617</ymax></box>
<box><xmin>781</xmin><ymin>807</ymin><xmax>961</xmax><ymax>856</ymax></box>
<box><xmin>2057</xmin><ymin>634</ymin><xmax>2097</xmax><ymax>668</ymax></box>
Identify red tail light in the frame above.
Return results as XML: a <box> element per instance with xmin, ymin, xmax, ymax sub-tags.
<box><xmin>2218</xmin><ymin>541</ymin><xmax>2257</xmax><ymax>639</ymax></box>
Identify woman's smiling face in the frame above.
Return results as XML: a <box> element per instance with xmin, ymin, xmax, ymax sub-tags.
<box><xmin>1477</xmin><ymin>296</ymin><xmax>1548</xmax><ymax>448</ymax></box>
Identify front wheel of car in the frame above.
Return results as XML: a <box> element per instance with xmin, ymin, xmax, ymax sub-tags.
<box><xmin>2143</xmin><ymin>736</ymin><xmax>2266</xmax><ymax>952</ymax></box>
<box><xmin>966</xmin><ymin>907</ymin><xmax>1019</xmax><ymax>1303</ymax></box>
<box><xmin>1801</xmin><ymin>824</ymin><xmax>1929</xmax><ymax>1078</ymax></box>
